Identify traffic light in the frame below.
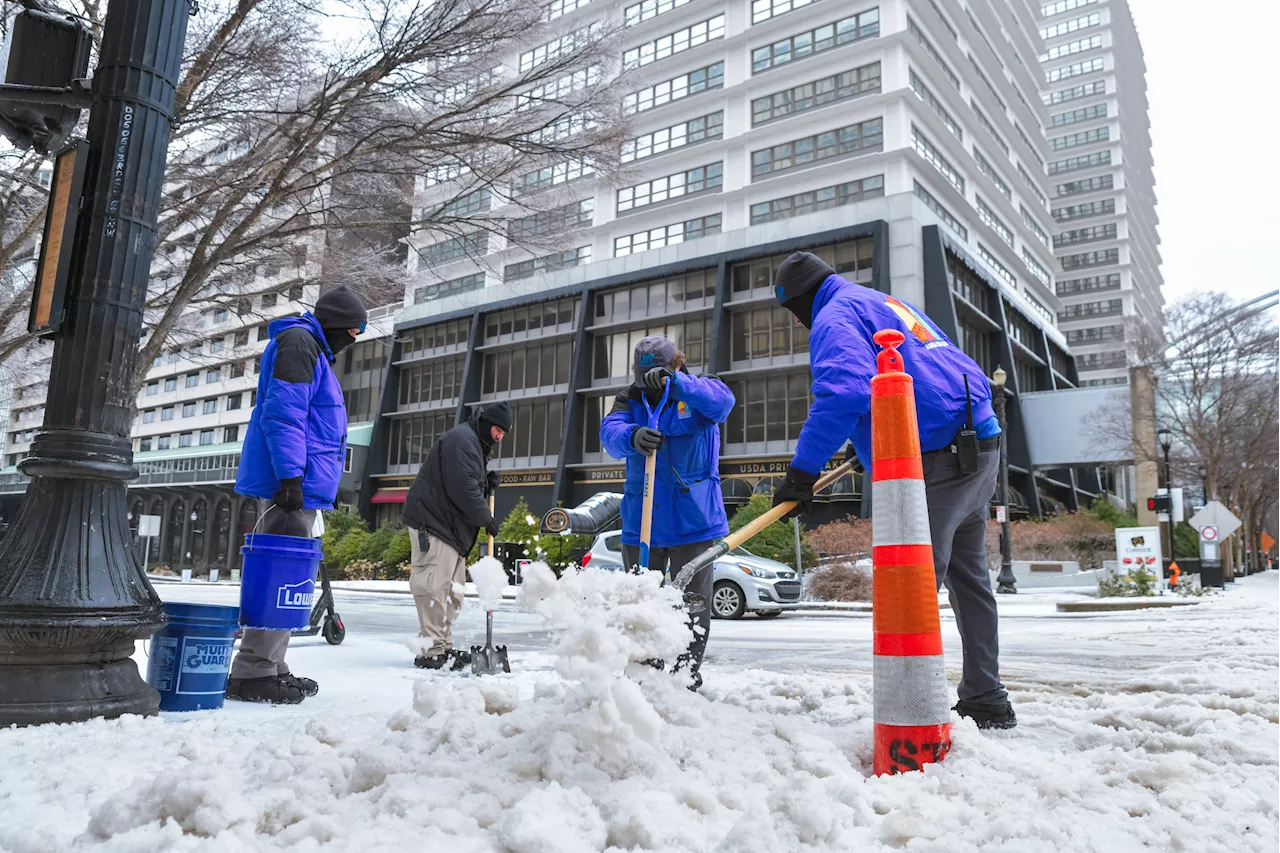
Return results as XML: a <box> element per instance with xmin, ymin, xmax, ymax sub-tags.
<box><xmin>1147</xmin><ymin>495</ymin><xmax>1171</xmax><ymax>513</ymax></box>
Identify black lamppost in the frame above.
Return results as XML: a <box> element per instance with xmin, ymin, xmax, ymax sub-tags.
<box><xmin>1157</xmin><ymin>428</ymin><xmax>1174</xmax><ymax>568</ymax></box>
<box><xmin>0</xmin><ymin>0</ymin><xmax>193</xmax><ymax>725</ymax></box>
<box><xmin>991</xmin><ymin>366</ymin><xmax>1016</xmax><ymax>594</ymax></box>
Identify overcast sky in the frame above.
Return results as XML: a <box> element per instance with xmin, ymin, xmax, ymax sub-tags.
<box><xmin>1127</xmin><ymin>0</ymin><xmax>1280</xmax><ymax>307</ymax></box>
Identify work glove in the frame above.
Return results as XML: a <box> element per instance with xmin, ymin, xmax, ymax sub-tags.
<box><xmin>642</xmin><ymin>367</ymin><xmax>673</xmax><ymax>393</ymax></box>
<box><xmin>272</xmin><ymin>477</ymin><xmax>304</xmax><ymax>513</ymax></box>
<box><xmin>486</xmin><ymin>470</ymin><xmax>500</xmax><ymax>494</ymax></box>
<box><xmin>771</xmin><ymin>466</ymin><xmax>818</xmax><ymax>520</ymax></box>
<box><xmin>631</xmin><ymin>426</ymin><xmax>664</xmax><ymax>456</ymax></box>
<box><xmin>485</xmin><ymin>518</ymin><xmax>501</xmax><ymax>538</ymax></box>
<box><xmin>844</xmin><ymin>443</ymin><xmax>865</xmax><ymax>476</ymax></box>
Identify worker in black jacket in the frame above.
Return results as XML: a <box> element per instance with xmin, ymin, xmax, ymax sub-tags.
<box><xmin>401</xmin><ymin>401</ymin><xmax>511</xmax><ymax>670</ymax></box>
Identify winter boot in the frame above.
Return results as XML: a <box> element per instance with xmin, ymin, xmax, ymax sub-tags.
<box><xmin>415</xmin><ymin>653</ymin><xmax>448</xmax><ymax>670</ymax></box>
<box><xmin>415</xmin><ymin>649</ymin><xmax>471</xmax><ymax>672</ymax></box>
<box><xmin>282</xmin><ymin>673</ymin><xmax>319</xmax><ymax>697</ymax></box>
<box><xmin>953</xmin><ymin>699</ymin><xmax>1017</xmax><ymax>730</ymax></box>
<box><xmin>226</xmin><ymin>675</ymin><xmax>307</xmax><ymax>705</ymax></box>
<box><xmin>446</xmin><ymin>648</ymin><xmax>472</xmax><ymax>671</ymax></box>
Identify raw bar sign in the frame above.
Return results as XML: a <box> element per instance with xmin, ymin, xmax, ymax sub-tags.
<box><xmin>1115</xmin><ymin>526</ymin><xmax>1162</xmax><ymax>575</ymax></box>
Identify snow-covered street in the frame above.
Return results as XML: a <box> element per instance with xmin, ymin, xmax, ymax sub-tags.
<box><xmin>1</xmin><ymin>571</ymin><xmax>1276</xmax><ymax>852</ymax></box>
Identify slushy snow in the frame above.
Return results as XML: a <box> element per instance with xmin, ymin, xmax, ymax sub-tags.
<box><xmin>0</xmin><ymin>570</ymin><xmax>1276</xmax><ymax>852</ymax></box>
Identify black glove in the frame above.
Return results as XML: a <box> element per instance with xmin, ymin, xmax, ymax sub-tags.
<box><xmin>643</xmin><ymin>367</ymin><xmax>673</xmax><ymax>393</ymax></box>
<box><xmin>486</xmin><ymin>470</ymin><xmax>500</xmax><ymax>494</ymax></box>
<box><xmin>272</xmin><ymin>477</ymin><xmax>304</xmax><ymax>513</ymax></box>
<box><xmin>844</xmin><ymin>443</ymin><xmax>865</xmax><ymax>475</ymax></box>
<box><xmin>772</xmin><ymin>466</ymin><xmax>819</xmax><ymax>519</ymax></box>
<box><xmin>631</xmin><ymin>426</ymin><xmax>664</xmax><ymax>456</ymax></box>
<box><xmin>485</xmin><ymin>518</ymin><xmax>501</xmax><ymax>538</ymax></box>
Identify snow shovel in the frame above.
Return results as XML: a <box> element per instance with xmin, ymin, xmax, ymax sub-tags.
<box><xmin>637</xmin><ymin>377</ymin><xmax>672</xmax><ymax>574</ymax></box>
<box><xmin>671</xmin><ymin>460</ymin><xmax>857</xmax><ymax>611</ymax></box>
<box><xmin>473</xmin><ymin>493</ymin><xmax>511</xmax><ymax>676</ymax></box>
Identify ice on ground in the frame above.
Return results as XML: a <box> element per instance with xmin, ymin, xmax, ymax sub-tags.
<box><xmin>0</xmin><ymin>573</ymin><xmax>1276</xmax><ymax>852</ymax></box>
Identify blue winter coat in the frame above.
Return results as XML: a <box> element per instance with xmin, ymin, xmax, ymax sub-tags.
<box><xmin>790</xmin><ymin>276</ymin><xmax>1000</xmax><ymax>476</ymax></box>
<box><xmin>600</xmin><ymin>372</ymin><xmax>736</xmax><ymax>548</ymax></box>
<box><xmin>236</xmin><ymin>313</ymin><xmax>348</xmax><ymax>509</ymax></box>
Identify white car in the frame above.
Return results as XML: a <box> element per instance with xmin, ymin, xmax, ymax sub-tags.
<box><xmin>581</xmin><ymin>530</ymin><xmax>801</xmax><ymax>619</ymax></box>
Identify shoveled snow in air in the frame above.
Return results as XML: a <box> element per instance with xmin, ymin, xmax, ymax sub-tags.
<box><xmin>0</xmin><ymin>570</ymin><xmax>1275</xmax><ymax>852</ymax></box>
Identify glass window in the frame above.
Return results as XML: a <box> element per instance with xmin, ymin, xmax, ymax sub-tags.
<box><xmin>179</xmin><ymin>433</ymin><xmax>193</xmax><ymax>448</ymax></box>
<box><xmin>161</xmin><ymin>406</ymin><xmax>174</xmax><ymax>421</ymax></box>
<box><xmin>143</xmin><ymin>409</ymin><xmax>157</xmax><ymax>424</ymax></box>
<box><xmin>146</xmin><ymin>383</ymin><xmax>158</xmax><ymax>396</ymax></box>
<box><xmin>182</xmin><ymin>402</ymin><xmax>196</xmax><ymax>418</ymax></box>
<box><xmin>199</xmin><ymin>430</ymin><xmax>214</xmax><ymax>446</ymax></box>
<box><xmin>202</xmin><ymin>399</ymin><xmax>217</xmax><ymax>415</ymax></box>
<box><xmin>226</xmin><ymin>394</ymin><xmax>242</xmax><ymax>411</ymax></box>
<box><xmin>224</xmin><ymin>425</ymin><xmax>239</xmax><ymax>443</ymax></box>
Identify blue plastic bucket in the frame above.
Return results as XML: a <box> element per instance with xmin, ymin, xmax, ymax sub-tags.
<box><xmin>239</xmin><ymin>532</ymin><xmax>322</xmax><ymax>630</ymax></box>
<box><xmin>146</xmin><ymin>602</ymin><xmax>240</xmax><ymax>712</ymax></box>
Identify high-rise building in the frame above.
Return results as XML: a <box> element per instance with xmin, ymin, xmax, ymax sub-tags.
<box><xmin>1039</xmin><ymin>0</ymin><xmax>1161</xmax><ymax>386</ymax></box>
<box><xmin>375</xmin><ymin>0</ymin><xmax>1095</xmax><ymax>523</ymax></box>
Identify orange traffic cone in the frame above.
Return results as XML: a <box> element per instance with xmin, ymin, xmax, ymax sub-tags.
<box><xmin>870</xmin><ymin>329</ymin><xmax>951</xmax><ymax>775</ymax></box>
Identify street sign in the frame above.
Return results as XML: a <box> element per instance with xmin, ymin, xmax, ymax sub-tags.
<box><xmin>137</xmin><ymin>514</ymin><xmax>161</xmax><ymax>537</ymax></box>
<box><xmin>995</xmin><ymin>505</ymin><xmax>1007</xmax><ymax>523</ymax></box>
<box><xmin>1200</xmin><ymin>526</ymin><xmax>1218</xmax><ymax>542</ymax></box>
<box><xmin>1188</xmin><ymin>501</ymin><xmax>1242</xmax><ymax>539</ymax></box>
<box><xmin>1262</xmin><ymin>533</ymin><xmax>1277</xmax><ymax>554</ymax></box>
<box><xmin>1115</xmin><ymin>526</ymin><xmax>1162</xmax><ymax>574</ymax></box>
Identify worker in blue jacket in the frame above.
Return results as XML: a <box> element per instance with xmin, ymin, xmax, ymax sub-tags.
<box><xmin>228</xmin><ymin>284</ymin><xmax>368</xmax><ymax>705</ymax></box>
<box><xmin>601</xmin><ymin>335</ymin><xmax>735</xmax><ymax>689</ymax></box>
<box><xmin>770</xmin><ymin>252</ymin><xmax>1015</xmax><ymax>730</ymax></box>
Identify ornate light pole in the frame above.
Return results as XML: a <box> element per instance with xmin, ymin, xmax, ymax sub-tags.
<box><xmin>1157</xmin><ymin>427</ymin><xmax>1174</xmax><ymax>571</ymax></box>
<box><xmin>991</xmin><ymin>366</ymin><xmax>1016</xmax><ymax>594</ymax></box>
<box><xmin>0</xmin><ymin>0</ymin><xmax>193</xmax><ymax>725</ymax></box>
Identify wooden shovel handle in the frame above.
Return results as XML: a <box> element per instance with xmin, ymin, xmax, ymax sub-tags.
<box><xmin>488</xmin><ymin>493</ymin><xmax>495</xmax><ymax>555</ymax></box>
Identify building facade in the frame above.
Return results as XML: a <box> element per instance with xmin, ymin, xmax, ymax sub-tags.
<box><xmin>370</xmin><ymin>0</ymin><xmax>1097</xmax><ymax>527</ymax></box>
<box><xmin>1038</xmin><ymin>0</ymin><xmax>1161</xmax><ymax>386</ymax></box>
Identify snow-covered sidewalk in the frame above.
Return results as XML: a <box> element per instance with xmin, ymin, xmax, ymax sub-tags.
<box><xmin>1</xmin><ymin>571</ymin><xmax>1276</xmax><ymax>852</ymax></box>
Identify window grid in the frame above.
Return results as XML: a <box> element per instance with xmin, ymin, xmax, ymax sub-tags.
<box><xmin>1049</xmin><ymin>149</ymin><xmax>1111</xmax><ymax>175</ymax></box>
<box><xmin>507</xmin><ymin>199</ymin><xmax>594</xmax><ymax>240</ymax></box>
<box><xmin>1020</xmin><ymin>205</ymin><xmax>1051</xmax><ymax>247</ymax></box>
<box><xmin>440</xmin><ymin>189</ymin><xmax>491</xmax><ymax>218</ymax></box>
<box><xmin>414</xmin><ymin>272</ymin><xmax>485</xmax><ymax>304</ymax></box>
<box><xmin>618</xmin><ymin>162</ymin><xmax>723</xmax><ymax>212</ymax></box>
<box><xmin>387</xmin><ymin>413</ymin><xmax>454</xmax><ymax>469</ymax></box>
<box><xmin>752</xmin><ymin>0</ymin><xmax>837</xmax><ymax>25</ymax></box>
<box><xmin>1051</xmin><ymin>102</ymin><xmax>1109</xmax><ymax>128</ymax></box>
<box><xmin>1044</xmin><ymin>79</ymin><xmax>1107</xmax><ymax>106</ymax></box>
<box><xmin>1018</xmin><ymin>164</ymin><xmax>1047</xmax><ymax>207</ymax></box>
<box><xmin>977</xmin><ymin>243</ymin><xmax>1016</xmax><ymax>289</ymax></box>
<box><xmin>524</xmin><ymin>114</ymin><xmax>597</xmax><ymax>145</ymax></box>
<box><xmin>1042</xmin><ymin>34</ymin><xmax>1102</xmax><ymax>62</ymax></box>
<box><xmin>976</xmin><ymin>196</ymin><xmax>1013</xmax><ymax>247</ymax></box>
<box><xmin>515</xmin><ymin>161</ymin><xmax>594</xmax><ymax>195</ymax></box>
<box><xmin>1016</xmin><ymin>124</ymin><xmax>1044</xmax><ymax>168</ymax></box>
<box><xmin>1055</xmin><ymin>173</ymin><xmax>1113</xmax><ymax>197</ymax></box>
<box><xmin>624</xmin><ymin>0</ymin><xmax>691</xmax><ymax>26</ymax></box>
<box><xmin>1077</xmin><ymin>352</ymin><xmax>1127</xmax><ymax>370</ymax></box>
<box><xmin>948</xmin><ymin>254</ymin><xmax>992</xmax><ymax>316</ymax></box>
<box><xmin>622</xmin><ymin>112</ymin><xmax>723</xmax><ymax>163</ymax></box>
<box><xmin>504</xmin><ymin>247</ymin><xmax>592</xmax><ymax>282</ymax></box>
<box><xmin>590</xmin><ymin>316</ymin><xmax>711</xmax><ymax>383</ymax></box>
<box><xmin>730</xmin><ymin>305</ymin><xmax>811</xmax><ymax>362</ymax></box>
<box><xmin>1053</xmin><ymin>198</ymin><xmax>1116</xmax><ymax>221</ymax></box>
<box><xmin>1022</xmin><ymin>250</ymin><xmax>1051</xmax><ymax>287</ymax></box>
<box><xmin>593</xmin><ymin>270</ymin><xmax>716</xmax><ymax>326</ymax></box>
<box><xmin>520</xmin><ymin>25</ymin><xmax>598</xmax><ymax>73</ymax></box>
<box><xmin>967</xmin><ymin>54</ymin><xmax>1005</xmax><ymax>113</ymax></box>
<box><xmin>549</xmin><ymin>0</ymin><xmax>592</xmax><ymax>19</ymax></box>
<box><xmin>754</xmin><ymin>10</ymin><xmax>881</xmax><ymax>74</ymax></box>
<box><xmin>1055</xmin><ymin>223</ymin><xmax>1117</xmax><ymax>247</ymax></box>
<box><xmin>753</xmin><ymin>118</ymin><xmax>884</xmax><ymax>179</ymax></box>
<box><xmin>1059</xmin><ymin>298</ymin><xmax>1122</xmax><ymax>321</ymax></box>
<box><xmin>623</xmin><ymin>16</ymin><xmax>725</xmax><ymax>70</ymax></box>
<box><xmin>907</xmin><ymin>17</ymin><xmax>959</xmax><ymax>89</ymax></box>
<box><xmin>1041</xmin><ymin>0</ymin><xmax>1097</xmax><ymax>16</ymax></box>
<box><xmin>1051</xmin><ymin>126</ymin><xmax>1110</xmax><ymax>151</ymax></box>
<box><xmin>490</xmin><ymin>398</ymin><xmax>565</xmax><ymax>463</ymax></box>
<box><xmin>911</xmin><ymin>126</ymin><xmax>964</xmax><ymax>194</ymax></box>
<box><xmin>750</xmin><ymin>175</ymin><xmax>885</xmax><ymax>225</ymax></box>
<box><xmin>515</xmin><ymin>68</ymin><xmax>601</xmax><ymax>110</ymax></box>
<box><xmin>1061</xmin><ymin>248</ymin><xmax>1120</xmax><ymax>270</ymax></box>
<box><xmin>418</xmin><ymin>232</ymin><xmax>488</xmax><ymax>267</ymax></box>
<box><xmin>624</xmin><ymin>62</ymin><xmax>723</xmax><ymax>116</ymax></box>
<box><xmin>483</xmin><ymin>341</ymin><xmax>574</xmax><ymax>397</ymax></box>
<box><xmin>972</xmin><ymin>148</ymin><xmax>1010</xmax><ymax>200</ymax></box>
<box><xmin>484</xmin><ymin>298</ymin><xmax>578</xmax><ymax>342</ymax></box>
<box><xmin>722</xmin><ymin>372</ymin><xmax>813</xmax><ymax>446</ymax></box>
<box><xmin>1065</xmin><ymin>324</ymin><xmax>1124</xmax><ymax>345</ymax></box>
<box><xmin>402</xmin><ymin>318</ymin><xmax>472</xmax><ymax>360</ymax></box>
<box><xmin>914</xmin><ymin>180</ymin><xmax>968</xmax><ymax>240</ymax></box>
<box><xmin>1039</xmin><ymin>12</ymin><xmax>1100</xmax><ymax>41</ymax></box>
<box><xmin>754</xmin><ymin>63</ymin><xmax>882</xmax><ymax>126</ymax></box>
<box><xmin>970</xmin><ymin>100</ymin><xmax>1008</xmax><ymax>155</ymax></box>
<box><xmin>908</xmin><ymin>69</ymin><xmax>961</xmax><ymax>140</ymax></box>
<box><xmin>1046</xmin><ymin>56</ymin><xmax>1104</xmax><ymax>83</ymax></box>
<box><xmin>614</xmin><ymin>214</ymin><xmax>722</xmax><ymax>257</ymax></box>
<box><xmin>1057</xmin><ymin>272</ymin><xmax>1121</xmax><ymax>296</ymax></box>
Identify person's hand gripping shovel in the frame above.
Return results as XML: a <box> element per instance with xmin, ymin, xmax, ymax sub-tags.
<box><xmin>636</xmin><ymin>373</ymin><xmax>672</xmax><ymax>576</ymax></box>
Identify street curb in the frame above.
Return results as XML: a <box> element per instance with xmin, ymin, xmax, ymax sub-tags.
<box><xmin>1055</xmin><ymin>599</ymin><xmax>1200</xmax><ymax>612</ymax></box>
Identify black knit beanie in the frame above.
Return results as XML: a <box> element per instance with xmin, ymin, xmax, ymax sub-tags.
<box><xmin>477</xmin><ymin>401</ymin><xmax>514</xmax><ymax>447</ymax></box>
<box><xmin>314</xmin><ymin>285</ymin><xmax>369</xmax><ymax>331</ymax></box>
<box><xmin>774</xmin><ymin>252</ymin><xmax>836</xmax><ymax>329</ymax></box>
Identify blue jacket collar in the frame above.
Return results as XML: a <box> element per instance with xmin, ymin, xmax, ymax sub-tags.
<box><xmin>268</xmin><ymin>312</ymin><xmax>335</xmax><ymax>363</ymax></box>
<box><xmin>811</xmin><ymin>274</ymin><xmax>844</xmax><ymax>323</ymax></box>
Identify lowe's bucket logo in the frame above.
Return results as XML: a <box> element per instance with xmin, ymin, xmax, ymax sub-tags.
<box><xmin>277</xmin><ymin>579</ymin><xmax>315</xmax><ymax>610</ymax></box>
<box><xmin>183</xmin><ymin>642</ymin><xmax>231</xmax><ymax>673</ymax></box>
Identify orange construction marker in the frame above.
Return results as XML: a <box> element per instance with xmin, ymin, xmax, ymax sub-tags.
<box><xmin>870</xmin><ymin>329</ymin><xmax>951</xmax><ymax>775</ymax></box>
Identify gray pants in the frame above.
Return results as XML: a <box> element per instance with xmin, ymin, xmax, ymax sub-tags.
<box><xmin>621</xmin><ymin>541</ymin><xmax>715</xmax><ymax>675</ymax></box>
<box><xmin>229</xmin><ymin>503</ymin><xmax>318</xmax><ymax>679</ymax></box>
<box><xmin>923</xmin><ymin>445</ymin><xmax>1006</xmax><ymax>705</ymax></box>
<box><xmin>408</xmin><ymin>529</ymin><xmax>467</xmax><ymax>656</ymax></box>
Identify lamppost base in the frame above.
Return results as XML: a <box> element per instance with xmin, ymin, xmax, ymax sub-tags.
<box><xmin>996</xmin><ymin>582</ymin><xmax>1018</xmax><ymax>595</ymax></box>
<box><xmin>0</xmin><ymin>658</ymin><xmax>158</xmax><ymax>727</ymax></box>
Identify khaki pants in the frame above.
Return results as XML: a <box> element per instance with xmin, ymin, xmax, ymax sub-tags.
<box><xmin>409</xmin><ymin>529</ymin><xmax>467</xmax><ymax>656</ymax></box>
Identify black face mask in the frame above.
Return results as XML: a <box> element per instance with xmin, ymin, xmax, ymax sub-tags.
<box><xmin>323</xmin><ymin>327</ymin><xmax>355</xmax><ymax>356</ymax></box>
<box><xmin>782</xmin><ymin>290</ymin><xmax>820</xmax><ymax>330</ymax></box>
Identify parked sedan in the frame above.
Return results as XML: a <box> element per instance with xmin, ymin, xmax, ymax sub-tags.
<box><xmin>581</xmin><ymin>531</ymin><xmax>801</xmax><ymax>619</ymax></box>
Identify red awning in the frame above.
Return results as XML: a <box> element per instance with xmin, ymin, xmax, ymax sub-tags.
<box><xmin>370</xmin><ymin>488</ymin><xmax>408</xmax><ymax>504</ymax></box>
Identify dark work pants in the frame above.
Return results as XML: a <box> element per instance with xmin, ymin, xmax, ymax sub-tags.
<box><xmin>229</xmin><ymin>502</ymin><xmax>318</xmax><ymax>679</ymax></box>
<box><xmin>922</xmin><ymin>446</ymin><xmax>1006</xmax><ymax>705</ymax></box>
<box><xmin>621</xmin><ymin>541</ymin><xmax>715</xmax><ymax>676</ymax></box>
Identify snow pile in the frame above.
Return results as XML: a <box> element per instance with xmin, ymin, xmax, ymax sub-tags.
<box><xmin>0</xmin><ymin>574</ymin><xmax>1276</xmax><ymax>851</ymax></box>
<box><xmin>470</xmin><ymin>556</ymin><xmax>508</xmax><ymax>612</ymax></box>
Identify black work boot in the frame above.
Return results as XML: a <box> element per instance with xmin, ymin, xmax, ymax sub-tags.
<box><xmin>446</xmin><ymin>648</ymin><xmax>472</xmax><ymax>671</ymax></box>
<box><xmin>282</xmin><ymin>673</ymin><xmax>319</xmax><ymax>697</ymax></box>
<box><xmin>954</xmin><ymin>699</ymin><xmax>1017</xmax><ymax>729</ymax></box>
<box><xmin>415</xmin><ymin>653</ymin><xmax>448</xmax><ymax>670</ymax></box>
<box><xmin>226</xmin><ymin>675</ymin><xmax>307</xmax><ymax>705</ymax></box>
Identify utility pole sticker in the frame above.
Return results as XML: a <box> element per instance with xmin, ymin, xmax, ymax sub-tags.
<box><xmin>104</xmin><ymin>105</ymin><xmax>134</xmax><ymax>239</ymax></box>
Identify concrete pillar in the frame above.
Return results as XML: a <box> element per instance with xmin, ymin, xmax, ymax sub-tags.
<box><xmin>1130</xmin><ymin>365</ymin><xmax>1159</xmax><ymax>526</ymax></box>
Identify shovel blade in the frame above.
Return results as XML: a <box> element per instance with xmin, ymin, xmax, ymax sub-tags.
<box><xmin>470</xmin><ymin>643</ymin><xmax>511</xmax><ymax>676</ymax></box>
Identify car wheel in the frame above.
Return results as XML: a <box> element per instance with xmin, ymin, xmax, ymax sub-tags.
<box><xmin>712</xmin><ymin>581</ymin><xmax>745</xmax><ymax>620</ymax></box>
<box><xmin>757</xmin><ymin>610</ymin><xmax>782</xmax><ymax>619</ymax></box>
